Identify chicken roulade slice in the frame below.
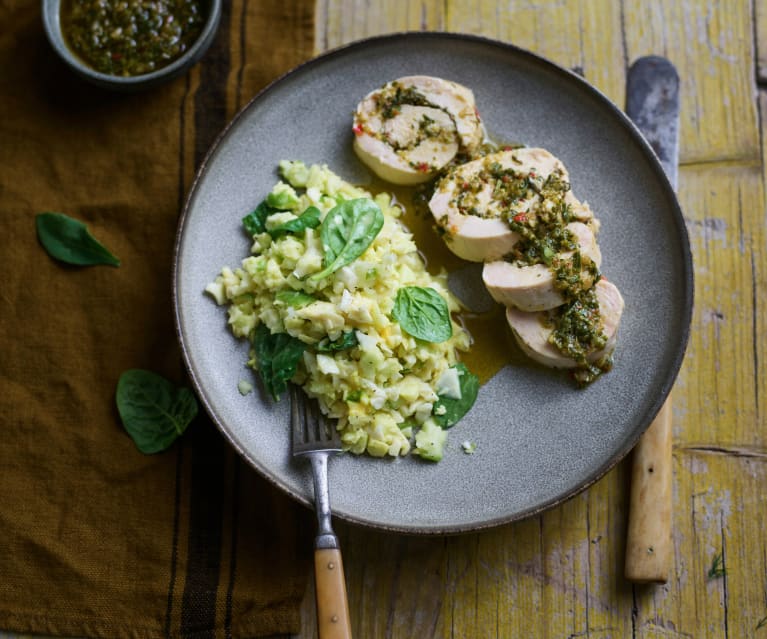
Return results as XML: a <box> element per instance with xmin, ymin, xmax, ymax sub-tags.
<box><xmin>482</xmin><ymin>221</ymin><xmax>602</xmax><ymax>312</ymax></box>
<box><xmin>506</xmin><ymin>279</ymin><xmax>624</xmax><ymax>369</ymax></box>
<box><xmin>428</xmin><ymin>147</ymin><xmax>593</xmax><ymax>262</ymax></box>
<box><xmin>353</xmin><ymin>75</ymin><xmax>483</xmax><ymax>185</ymax></box>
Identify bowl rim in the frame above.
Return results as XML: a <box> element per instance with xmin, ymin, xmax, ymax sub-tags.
<box><xmin>41</xmin><ymin>0</ymin><xmax>223</xmax><ymax>86</ymax></box>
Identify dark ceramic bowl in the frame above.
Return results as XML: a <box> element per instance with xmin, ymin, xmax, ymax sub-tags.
<box><xmin>41</xmin><ymin>0</ymin><xmax>222</xmax><ymax>91</ymax></box>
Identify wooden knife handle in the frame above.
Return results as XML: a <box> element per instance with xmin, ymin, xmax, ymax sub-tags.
<box><xmin>315</xmin><ymin>547</ymin><xmax>352</xmax><ymax>639</ymax></box>
<box><xmin>625</xmin><ymin>395</ymin><xmax>673</xmax><ymax>583</ymax></box>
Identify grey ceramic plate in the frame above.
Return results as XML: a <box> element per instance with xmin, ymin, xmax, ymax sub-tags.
<box><xmin>174</xmin><ymin>33</ymin><xmax>692</xmax><ymax>534</ymax></box>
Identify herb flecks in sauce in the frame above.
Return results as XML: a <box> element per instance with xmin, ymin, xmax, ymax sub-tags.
<box><xmin>62</xmin><ymin>0</ymin><xmax>205</xmax><ymax>77</ymax></box>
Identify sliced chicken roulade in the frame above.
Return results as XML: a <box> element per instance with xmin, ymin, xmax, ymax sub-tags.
<box><xmin>482</xmin><ymin>221</ymin><xmax>602</xmax><ymax>312</ymax></box>
<box><xmin>428</xmin><ymin>147</ymin><xmax>587</xmax><ymax>262</ymax></box>
<box><xmin>353</xmin><ymin>75</ymin><xmax>482</xmax><ymax>185</ymax></box>
<box><xmin>505</xmin><ymin>279</ymin><xmax>624</xmax><ymax>369</ymax></box>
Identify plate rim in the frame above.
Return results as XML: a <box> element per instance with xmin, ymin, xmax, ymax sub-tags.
<box><xmin>172</xmin><ymin>31</ymin><xmax>694</xmax><ymax>534</ymax></box>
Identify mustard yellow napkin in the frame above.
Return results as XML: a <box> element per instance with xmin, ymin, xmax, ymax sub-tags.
<box><xmin>0</xmin><ymin>1</ymin><xmax>315</xmax><ymax>636</ymax></box>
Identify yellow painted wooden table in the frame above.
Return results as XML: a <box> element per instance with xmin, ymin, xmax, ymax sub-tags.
<box><xmin>294</xmin><ymin>1</ymin><xmax>767</xmax><ymax>637</ymax></box>
<box><xmin>3</xmin><ymin>2</ymin><xmax>763</xmax><ymax>639</ymax></box>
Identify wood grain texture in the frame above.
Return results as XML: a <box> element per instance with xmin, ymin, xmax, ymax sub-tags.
<box><xmin>625</xmin><ymin>398</ymin><xmax>673</xmax><ymax>583</ymax></box>
<box><xmin>314</xmin><ymin>548</ymin><xmax>352</xmax><ymax>639</ymax></box>
<box><xmin>302</xmin><ymin>1</ymin><xmax>767</xmax><ymax>637</ymax></box>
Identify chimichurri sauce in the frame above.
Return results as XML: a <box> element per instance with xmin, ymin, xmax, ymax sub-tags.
<box><xmin>61</xmin><ymin>0</ymin><xmax>206</xmax><ymax>77</ymax></box>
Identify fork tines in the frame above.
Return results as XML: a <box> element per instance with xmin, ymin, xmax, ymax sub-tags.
<box><xmin>290</xmin><ymin>384</ymin><xmax>342</xmax><ymax>455</ymax></box>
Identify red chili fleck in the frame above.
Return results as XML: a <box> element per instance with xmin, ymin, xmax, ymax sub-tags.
<box><xmin>416</xmin><ymin>162</ymin><xmax>429</xmax><ymax>172</ymax></box>
<box><xmin>474</xmin><ymin>106</ymin><xmax>481</xmax><ymax>119</ymax></box>
<box><xmin>352</xmin><ymin>124</ymin><xmax>363</xmax><ymax>136</ymax></box>
<box><xmin>513</xmin><ymin>213</ymin><xmax>527</xmax><ymax>223</ymax></box>
<box><xmin>501</xmin><ymin>175</ymin><xmax>510</xmax><ymax>183</ymax></box>
<box><xmin>462</xmin><ymin>182</ymin><xmax>470</xmax><ymax>190</ymax></box>
<box><xmin>529</xmin><ymin>171</ymin><xmax>537</xmax><ymax>178</ymax></box>
<box><xmin>502</xmin><ymin>145</ymin><xmax>513</xmax><ymax>151</ymax></box>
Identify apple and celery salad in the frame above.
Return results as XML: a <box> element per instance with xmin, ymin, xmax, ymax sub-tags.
<box><xmin>206</xmin><ymin>161</ymin><xmax>479</xmax><ymax>460</ymax></box>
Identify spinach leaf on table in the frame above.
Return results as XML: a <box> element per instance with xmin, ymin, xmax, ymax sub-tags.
<box><xmin>36</xmin><ymin>212</ymin><xmax>120</xmax><ymax>267</ymax></box>
<box><xmin>309</xmin><ymin>198</ymin><xmax>384</xmax><ymax>281</ymax></box>
<box><xmin>116</xmin><ymin>369</ymin><xmax>198</xmax><ymax>454</ymax></box>
<box><xmin>392</xmin><ymin>286</ymin><xmax>453</xmax><ymax>343</ymax></box>
<box><xmin>432</xmin><ymin>363</ymin><xmax>479</xmax><ymax>428</ymax></box>
<box><xmin>253</xmin><ymin>323</ymin><xmax>306</xmax><ymax>400</ymax></box>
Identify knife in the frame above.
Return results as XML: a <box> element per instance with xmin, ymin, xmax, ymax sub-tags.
<box><xmin>623</xmin><ymin>56</ymin><xmax>680</xmax><ymax>584</ymax></box>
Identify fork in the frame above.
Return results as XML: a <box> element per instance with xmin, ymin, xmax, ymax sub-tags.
<box><xmin>290</xmin><ymin>384</ymin><xmax>352</xmax><ymax>639</ymax></box>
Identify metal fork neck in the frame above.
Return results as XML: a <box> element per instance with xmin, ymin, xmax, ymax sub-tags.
<box><xmin>309</xmin><ymin>452</ymin><xmax>339</xmax><ymax>550</ymax></box>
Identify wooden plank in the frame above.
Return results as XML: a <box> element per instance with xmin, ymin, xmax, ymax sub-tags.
<box><xmin>622</xmin><ymin>0</ymin><xmax>760</xmax><ymax>164</ymax></box>
<box><xmin>634</xmin><ymin>451</ymin><xmax>767</xmax><ymax>638</ymax></box>
<box><xmin>299</xmin><ymin>465</ymin><xmax>637</xmax><ymax>638</ymax></box>
<box><xmin>315</xmin><ymin>0</ymin><xmax>445</xmax><ymax>51</ymax></box>
<box><xmin>446</xmin><ymin>0</ymin><xmax>626</xmax><ymax>105</ymax></box>
<box><xmin>675</xmin><ymin>163</ymin><xmax>766</xmax><ymax>449</ymax></box>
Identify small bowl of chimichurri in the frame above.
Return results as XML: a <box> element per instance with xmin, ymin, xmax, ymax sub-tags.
<box><xmin>42</xmin><ymin>0</ymin><xmax>221</xmax><ymax>90</ymax></box>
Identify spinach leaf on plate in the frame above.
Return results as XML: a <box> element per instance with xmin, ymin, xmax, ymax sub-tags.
<box><xmin>392</xmin><ymin>286</ymin><xmax>453</xmax><ymax>343</ymax></box>
<box><xmin>116</xmin><ymin>369</ymin><xmax>198</xmax><ymax>453</ymax></box>
<box><xmin>275</xmin><ymin>290</ymin><xmax>316</xmax><ymax>307</ymax></box>
<box><xmin>432</xmin><ymin>363</ymin><xmax>479</xmax><ymax>428</ymax></box>
<box><xmin>36</xmin><ymin>212</ymin><xmax>120</xmax><ymax>267</ymax></box>
<box><xmin>269</xmin><ymin>206</ymin><xmax>321</xmax><ymax>238</ymax></box>
<box><xmin>309</xmin><ymin>198</ymin><xmax>384</xmax><ymax>281</ymax></box>
<box><xmin>316</xmin><ymin>330</ymin><xmax>358</xmax><ymax>352</ymax></box>
<box><xmin>253</xmin><ymin>323</ymin><xmax>306</xmax><ymax>400</ymax></box>
<box><xmin>242</xmin><ymin>200</ymin><xmax>274</xmax><ymax>235</ymax></box>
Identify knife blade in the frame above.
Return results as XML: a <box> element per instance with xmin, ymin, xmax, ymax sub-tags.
<box><xmin>624</xmin><ymin>55</ymin><xmax>680</xmax><ymax>584</ymax></box>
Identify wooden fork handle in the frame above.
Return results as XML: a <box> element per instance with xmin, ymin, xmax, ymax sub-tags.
<box><xmin>315</xmin><ymin>547</ymin><xmax>352</xmax><ymax>639</ymax></box>
<box><xmin>625</xmin><ymin>396</ymin><xmax>673</xmax><ymax>583</ymax></box>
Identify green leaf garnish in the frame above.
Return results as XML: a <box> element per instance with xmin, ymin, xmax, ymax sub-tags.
<box><xmin>432</xmin><ymin>363</ymin><xmax>479</xmax><ymax>428</ymax></box>
<box><xmin>36</xmin><ymin>212</ymin><xmax>120</xmax><ymax>267</ymax></box>
<box><xmin>115</xmin><ymin>370</ymin><xmax>198</xmax><ymax>454</ymax></box>
<box><xmin>242</xmin><ymin>201</ymin><xmax>274</xmax><ymax>235</ymax></box>
<box><xmin>269</xmin><ymin>206</ymin><xmax>321</xmax><ymax>238</ymax></box>
<box><xmin>392</xmin><ymin>286</ymin><xmax>452</xmax><ymax>343</ymax></box>
<box><xmin>275</xmin><ymin>290</ymin><xmax>316</xmax><ymax>307</ymax></box>
<box><xmin>252</xmin><ymin>324</ymin><xmax>306</xmax><ymax>400</ymax></box>
<box><xmin>309</xmin><ymin>198</ymin><xmax>384</xmax><ymax>281</ymax></box>
<box><xmin>316</xmin><ymin>330</ymin><xmax>358</xmax><ymax>353</ymax></box>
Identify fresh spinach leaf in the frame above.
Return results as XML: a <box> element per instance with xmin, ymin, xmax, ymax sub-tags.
<box><xmin>309</xmin><ymin>198</ymin><xmax>384</xmax><ymax>281</ymax></box>
<box><xmin>253</xmin><ymin>323</ymin><xmax>306</xmax><ymax>400</ymax></box>
<box><xmin>36</xmin><ymin>212</ymin><xmax>120</xmax><ymax>267</ymax></box>
<box><xmin>316</xmin><ymin>330</ymin><xmax>358</xmax><ymax>353</ymax></box>
<box><xmin>269</xmin><ymin>206</ymin><xmax>321</xmax><ymax>238</ymax></box>
<box><xmin>432</xmin><ymin>363</ymin><xmax>479</xmax><ymax>428</ymax></box>
<box><xmin>115</xmin><ymin>369</ymin><xmax>198</xmax><ymax>453</ymax></box>
<box><xmin>242</xmin><ymin>201</ymin><xmax>274</xmax><ymax>235</ymax></box>
<box><xmin>275</xmin><ymin>290</ymin><xmax>315</xmax><ymax>307</ymax></box>
<box><xmin>392</xmin><ymin>286</ymin><xmax>452</xmax><ymax>343</ymax></box>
